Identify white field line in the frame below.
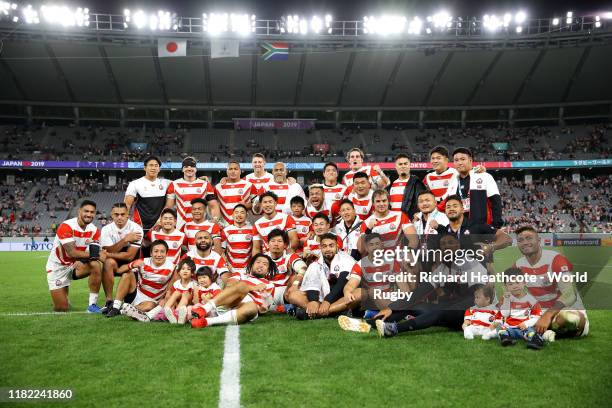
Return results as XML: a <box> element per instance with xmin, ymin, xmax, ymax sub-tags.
<box><xmin>218</xmin><ymin>325</ymin><xmax>241</xmax><ymax>408</ymax></box>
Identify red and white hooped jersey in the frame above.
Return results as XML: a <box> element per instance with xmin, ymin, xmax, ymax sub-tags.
<box><xmin>215</xmin><ymin>180</ymin><xmax>259</xmax><ymax>223</ymax></box>
<box><xmin>221</xmin><ymin>223</ymin><xmax>256</xmax><ymax>272</ymax></box>
<box><xmin>464</xmin><ymin>305</ymin><xmax>499</xmax><ymax>328</ymax></box>
<box><xmin>292</xmin><ymin>215</ymin><xmax>312</xmax><ymax>252</ymax></box>
<box><xmin>166</xmin><ymin>178</ymin><xmax>216</xmax><ymax>228</ymax></box>
<box><xmin>172</xmin><ymin>279</ymin><xmax>195</xmax><ymax>294</ymax></box>
<box><xmin>361</xmin><ymin>211</ymin><xmax>412</xmax><ymax>250</ymax></box>
<box><xmin>266</xmin><ymin>251</ymin><xmax>304</xmax><ymax>287</ymax></box>
<box><xmin>129</xmin><ymin>257</ymin><xmax>175</xmax><ymax>301</ymax></box>
<box><xmin>323</xmin><ymin>183</ymin><xmax>348</xmax><ymax>209</ymax></box>
<box><xmin>197</xmin><ymin>282</ymin><xmax>222</xmax><ymax>300</ymax></box>
<box><xmin>498</xmin><ymin>293</ymin><xmax>542</xmax><ymax>328</ymax></box>
<box><xmin>186</xmin><ymin>249</ymin><xmax>229</xmax><ymax>280</ymax></box>
<box><xmin>253</xmin><ymin>213</ymin><xmax>296</xmax><ymax>251</ymax></box>
<box><xmin>305</xmin><ymin>201</ymin><xmax>332</xmax><ymax>221</ymax></box>
<box><xmin>423</xmin><ymin>167</ymin><xmax>459</xmax><ymax>211</ymax></box>
<box><xmin>227</xmin><ymin>272</ymin><xmax>274</xmax><ymax>308</ymax></box>
<box><xmin>46</xmin><ymin>218</ymin><xmax>100</xmax><ymax>268</ymax></box>
<box><xmin>389</xmin><ymin>178</ymin><xmax>409</xmax><ymax>212</ymax></box>
<box><xmin>182</xmin><ymin>219</ymin><xmax>221</xmax><ymax>253</ymax></box>
<box><xmin>342</xmin><ymin>165</ymin><xmax>381</xmax><ymax>187</ymax></box>
<box><xmin>148</xmin><ymin>228</ymin><xmax>186</xmax><ymax>265</ymax></box>
<box><xmin>244</xmin><ymin>171</ymin><xmax>274</xmax><ymax>191</ymax></box>
<box><xmin>514</xmin><ymin>250</ymin><xmax>581</xmax><ymax>310</ymax></box>
<box><xmin>359</xmin><ymin>256</ymin><xmax>400</xmax><ymax>292</ymax></box>
<box><xmin>303</xmin><ymin>235</ymin><xmax>344</xmax><ymax>258</ymax></box>
<box><xmin>257</xmin><ymin>180</ymin><xmax>306</xmax><ymax>214</ymax></box>
<box><xmin>344</xmin><ymin>190</ymin><xmax>374</xmax><ymax>221</ymax></box>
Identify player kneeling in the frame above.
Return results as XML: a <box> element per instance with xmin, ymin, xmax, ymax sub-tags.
<box><xmin>105</xmin><ymin>240</ymin><xmax>176</xmax><ymax>321</ymax></box>
<box><xmin>190</xmin><ymin>254</ymin><xmax>277</xmax><ymax>328</ymax></box>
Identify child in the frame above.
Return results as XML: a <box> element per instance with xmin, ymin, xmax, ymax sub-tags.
<box><xmin>462</xmin><ymin>284</ymin><xmax>498</xmax><ymax>340</ymax></box>
<box><xmin>290</xmin><ymin>196</ymin><xmax>311</xmax><ymax>255</ymax></box>
<box><xmin>496</xmin><ymin>267</ymin><xmax>545</xmax><ymax>350</ymax></box>
<box><xmin>192</xmin><ymin>266</ymin><xmax>222</xmax><ymax>305</ymax></box>
<box><xmin>164</xmin><ymin>258</ymin><xmax>196</xmax><ymax>324</ymax></box>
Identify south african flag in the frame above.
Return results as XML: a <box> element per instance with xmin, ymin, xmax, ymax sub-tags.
<box><xmin>261</xmin><ymin>42</ymin><xmax>289</xmax><ymax>61</ymax></box>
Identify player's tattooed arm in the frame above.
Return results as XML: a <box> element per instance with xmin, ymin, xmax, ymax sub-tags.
<box><xmin>62</xmin><ymin>241</ymin><xmax>90</xmax><ymax>260</ymax></box>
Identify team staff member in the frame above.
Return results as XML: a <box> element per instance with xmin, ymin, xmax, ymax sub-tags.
<box><xmin>125</xmin><ymin>156</ymin><xmax>169</xmax><ymax>235</ymax></box>
<box><xmin>391</xmin><ymin>153</ymin><xmax>427</xmax><ymax>219</ymax></box>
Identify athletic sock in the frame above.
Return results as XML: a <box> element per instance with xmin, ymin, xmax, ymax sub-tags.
<box><xmin>145</xmin><ymin>305</ymin><xmax>163</xmax><ymax>319</ymax></box>
<box><xmin>113</xmin><ymin>300</ymin><xmax>123</xmax><ymax>310</ymax></box>
<box><xmin>88</xmin><ymin>293</ymin><xmax>99</xmax><ymax>306</ymax></box>
<box><xmin>203</xmin><ymin>300</ymin><xmax>217</xmax><ymax>315</ymax></box>
<box><xmin>206</xmin><ymin>309</ymin><xmax>237</xmax><ymax>326</ymax></box>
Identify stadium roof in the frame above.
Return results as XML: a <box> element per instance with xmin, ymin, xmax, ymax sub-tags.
<box><xmin>0</xmin><ymin>16</ymin><xmax>611</xmax><ymax>111</ymax></box>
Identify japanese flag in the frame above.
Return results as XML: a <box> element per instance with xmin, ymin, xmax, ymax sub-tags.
<box><xmin>158</xmin><ymin>38</ymin><xmax>187</xmax><ymax>58</ymax></box>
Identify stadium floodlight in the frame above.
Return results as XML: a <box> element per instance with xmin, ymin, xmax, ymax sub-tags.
<box><xmin>299</xmin><ymin>17</ymin><xmax>308</xmax><ymax>34</ymax></box>
<box><xmin>515</xmin><ymin>11</ymin><xmax>526</xmax><ymax>24</ymax></box>
<box><xmin>230</xmin><ymin>13</ymin><xmax>251</xmax><ymax>36</ymax></box>
<box><xmin>22</xmin><ymin>4</ymin><xmax>39</xmax><ymax>24</ymax></box>
<box><xmin>310</xmin><ymin>15</ymin><xmax>322</xmax><ymax>34</ymax></box>
<box><xmin>1</xmin><ymin>2</ymin><xmax>10</xmax><ymax>16</ymax></box>
<box><xmin>604</xmin><ymin>12</ymin><xmax>612</xmax><ymax>19</ymax></box>
<box><xmin>132</xmin><ymin>9</ymin><xmax>147</xmax><ymax>29</ymax></box>
<box><xmin>408</xmin><ymin>16</ymin><xmax>422</xmax><ymax>34</ymax></box>
<box><xmin>432</xmin><ymin>10</ymin><xmax>451</xmax><ymax>29</ymax></box>
<box><xmin>516</xmin><ymin>26</ymin><xmax>523</xmax><ymax>33</ymax></box>
<box><xmin>425</xmin><ymin>27</ymin><xmax>431</xmax><ymax>34</ymax></box>
<box><xmin>503</xmin><ymin>13</ymin><xmax>512</xmax><ymax>27</ymax></box>
<box><xmin>483</xmin><ymin>14</ymin><xmax>502</xmax><ymax>31</ymax></box>
<box><xmin>286</xmin><ymin>14</ymin><xmax>300</xmax><ymax>34</ymax></box>
<box><xmin>325</xmin><ymin>14</ymin><xmax>332</xmax><ymax>33</ymax></box>
<box><xmin>157</xmin><ymin>10</ymin><xmax>172</xmax><ymax>31</ymax></box>
<box><xmin>552</xmin><ymin>17</ymin><xmax>559</xmax><ymax>26</ymax></box>
<box><xmin>566</xmin><ymin>11</ymin><xmax>573</xmax><ymax>25</ymax></box>
<box><xmin>207</xmin><ymin>13</ymin><xmax>229</xmax><ymax>35</ymax></box>
<box><xmin>12</xmin><ymin>15</ymin><xmax>17</xmax><ymax>22</ymax></box>
<box><xmin>363</xmin><ymin>15</ymin><xmax>406</xmax><ymax>35</ymax></box>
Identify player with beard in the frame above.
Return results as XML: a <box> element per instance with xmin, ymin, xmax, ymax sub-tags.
<box><xmin>254</xmin><ymin>162</ymin><xmax>306</xmax><ymax>215</ymax></box>
<box><xmin>332</xmin><ymin>199</ymin><xmax>362</xmax><ymax>259</ymax></box>
<box><xmin>342</xmin><ymin>147</ymin><xmax>390</xmax><ymax>189</ymax></box>
<box><xmin>305</xmin><ymin>184</ymin><xmax>333</xmax><ymax>220</ymax></box>
<box><xmin>322</xmin><ymin>162</ymin><xmax>348</xmax><ymax>209</ymax></box>
<box><xmin>391</xmin><ymin>153</ymin><xmax>427</xmax><ymax>219</ymax></box>
<box><xmin>287</xmin><ymin>233</ymin><xmax>362</xmax><ymax>320</ymax></box>
<box><xmin>45</xmin><ymin>200</ymin><xmax>104</xmax><ymax>312</ymax></box>
<box><xmin>265</xmin><ymin>229</ymin><xmax>307</xmax><ymax>308</ymax></box>
<box><xmin>190</xmin><ymin>253</ymin><xmax>278</xmax><ymax>327</ymax></box>
<box><xmin>99</xmin><ymin>202</ymin><xmax>143</xmax><ymax>313</ymax></box>
<box><xmin>359</xmin><ymin>189</ymin><xmax>418</xmax><ymax>254</ymax></box>
<box><xmin>303</xmin><ymin>213</ymin><xmax>344</xmax><ymax>261</ymax></box>
<box><xmin>182</xmin><ymin>198</ymin><xmax>222</xmax><ymax>255</ymax></box>
<box><xmin>164</xmin><ymin>156</ymin><xmax>221</xmax><ymax>229</ymax></box>
<box><xmin>513</xmin><ymin>225</ymin><xmax>589</xmax><ymax>338</ymax></box>
<box><xmin>253</xmin><ymin>191</ymin><xmax>299</xmax><ymax>253</ymax></box>
<box><xmin>187</xmin><ymin>230</ymin><xmax>229</xmax><ymax>284</ymax></box>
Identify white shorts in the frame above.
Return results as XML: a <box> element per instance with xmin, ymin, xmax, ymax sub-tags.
<box><xmin>132</xmin><ymin>290</ymin><xmax>159</xmax><ymax>306</ymax></box>
<box><xmin>272</xmin><ymin>286</ymin><xmax>287</xmax><ymax>308</ymax></box>
<box><xmin>464</xmin><ymin>325</ymin><xmax>497</xmax><ymax>340</ymax></box>
<box><xmin>300</xmin><ymin>264</ymin><xmax>330</xmax><ymax>302</ymax></box>
<box><xmin>46</xmin><ymin>262</ymin><xmax>76</xmax><ymax>291</ymax></box>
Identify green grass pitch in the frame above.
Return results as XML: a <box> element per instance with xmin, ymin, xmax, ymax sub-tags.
<box><xmin>1</xmin><ymin>247</ymin><xmax>611</xmax><ymax>407</ymax></box>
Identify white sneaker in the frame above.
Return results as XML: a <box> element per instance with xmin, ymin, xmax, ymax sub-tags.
<box><xmin>338</xmin><ymin>315</ymin><xmax>371</xmax><ymax>333</ymax></box>
<box><xmin>164</xmin><ymin>307</ymin><xmax>178</xmax><ymax>324</ymax></box>
<box><xmin>543</xmin><ymin>330</ymin><xmax>556</xmax><ymax>342</ymax></box>
<box><xmin>177</xmin><ymin>306</ymin><xmax>187</xmax><ymax>325</ymax></box>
